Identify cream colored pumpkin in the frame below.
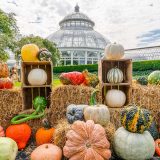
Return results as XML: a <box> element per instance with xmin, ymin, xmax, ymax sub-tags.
<box><xmin>113</xmin><ymin>127</ymin><xmax>155</xmax><ymax>160</ymax></box>
<box><xmin>28</xmin><ymin>68</ymin><xmax>47</xmax><ymax>85</ymax></box>
<box><xmin>104</xmin><ymin>43</ymin><xmax>124</xmax><ymax>60</ymax></box>
<box><xmin>105</xmin><ymin>89</ymin><xmax>126</xmax><ymax>108</ymax></box>
<box><xmin>107</xmin><ymin>67</ymin><xmax>123</xmax><ymax>83</ymax></box>
<box><xmin>84</xmin><ymin>90</ymin><xmax>110</xmax><ymax>126</ymax></box>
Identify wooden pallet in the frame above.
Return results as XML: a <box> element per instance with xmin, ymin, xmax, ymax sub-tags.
<box><xmin>21</xmin><ymin>61</ymin><xmax>53</xmax><ymax>109</ymax></box>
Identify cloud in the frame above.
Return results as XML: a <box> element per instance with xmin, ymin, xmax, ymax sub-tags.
<box><xmin>0</xmin><ymin>0</ymin><xmax>160</xmax><ymax>48</ymax></box>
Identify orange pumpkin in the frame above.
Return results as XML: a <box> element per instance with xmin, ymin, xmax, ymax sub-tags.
<box><xmin>63</xmin><ymin>120</ymin><xmax>111</xmax><ymax>160</ymax></box>
<box><xmin>31</xmin><ymin>144</ymin><xmax>62</xmax><ymax>160</ymax></box>
<box><xmin>21</xmin><ymin>44</ymin><xmax>39</xmax><ymax>61</ymax></box>
<box><xmin>155</xmin><ymin>139</ymin><xmax>160</xmax><ymax>156</ymax></box>
<box><xmin>36</xmin><ymin>119</ymin><xmax>55</xmax><ymax>146</ymax></box>
<box><xmin>0</xmin><ymin>62</ymin><xmax>9</xmax><ymax>78</ymax></box>
<box><xmin>6</xmin><ymin>123</ymin><xmax>31</xmax><ymax>149</ymax></box>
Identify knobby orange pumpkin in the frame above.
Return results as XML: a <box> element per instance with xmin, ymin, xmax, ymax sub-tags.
<box><xmin>36</xmin><ymin>119</ymin><xmax>55</xmax><ymax>146</ymax></box>
<box><xmin>0</xmin><ymin>62</ymin><xmax>9</xmax><ymax>78</ymax></box>
<box><xmin>155</xmin><ymin>139</ymin><xmax>160</xmax><ymax>156</ymax></box>
<box><xmin>31</xmin><ymin>144</ymin><xmax>62</xmax><ymax>160</ymax></box>
<box><xmin>63</xmin><ymin>120</ymin><xmax>111</xmax><ymax>160</ymax></box>
<box><xmin>6</xmin><ymin>123</ymin><xmax>31</xmax><ymax>149</ymax></box>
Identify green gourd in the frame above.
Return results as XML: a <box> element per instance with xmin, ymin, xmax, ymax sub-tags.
<box><xmin>121</xmin><ymin>105</ymin><xmax>152</xmax><ymax>133</ymax></box>
<box><xmin>11</xmin><ymin>96</ymin><xmax>47</xmax><ymax>124</ymax></box>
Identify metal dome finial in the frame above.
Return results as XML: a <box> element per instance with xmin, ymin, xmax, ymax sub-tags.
<box><xmin>75</xmin><ymin>4</ymin><xmax>79</xmax><ymax>12</ymax></box>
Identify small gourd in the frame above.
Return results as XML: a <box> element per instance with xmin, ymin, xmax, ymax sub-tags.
<box><xmin>121</xmin><ymin>105</ymin><xmax>153</xmax><ymax>133</ymax></box>
<box><xmin>36</xmin><ymin>119</ymin><xmax>55</xmax><ymax>146</ymax></box>
<box><xmin>38</xmin><ymin>48</ymin><xmax>52</xmax><ymax>61</ymax></box>
<box><xmin>28</xmin><ymin>68</ymin><xmax>47</xmax><ymax>85</ymax></box>
<box><xmin>0</xmin><ymin>62</ymin><xmax>9</xmax><ymax>78</ymax></box>
<box><xmin>6</xmin><ymin>123</ymin><xmax>31</xmax><ymax>149</ymax></box>
<box><xmin>66</xmin><ymin>104</ymin><xmax>87</xmax><ymax>124</ymax></box>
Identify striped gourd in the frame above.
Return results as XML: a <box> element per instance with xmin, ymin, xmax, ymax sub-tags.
<box><xmin>121</xmin><ymin>105</ymin><xmax>153</xmax><ymax>133</ymax></box>
<box><xmin>107</xmin><ymin>67</ymin><xmax>123</xmax><ymax>83</ymax></box>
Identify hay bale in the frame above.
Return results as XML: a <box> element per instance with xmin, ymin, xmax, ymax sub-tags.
<box><xmin>132</xmin><ymin>84</ymin><xmax>160</xmax><ymax>122</ymax></box>
<box><xmin>109</xmin><ymin>107</ymin><xmax>122</xmax><ymax>129</ymax></box>
<box><xmin>104</xmin><ymin>122</ymin><xmax>116</xmax><ymax>143</ymax></box>
<box><xmin>53</xmin><ymin>119</ymin><xmax>71</xmax><ymax>149</ymax></box>
<box><xmin>0</xmin><ymin>89</ymin><xmax>22</xmax><ymax>128</ymax></box>
<box><xmin>50</xmin><ymin>85</ymin><xmax>101</xmax><ymax>125</ymax></box>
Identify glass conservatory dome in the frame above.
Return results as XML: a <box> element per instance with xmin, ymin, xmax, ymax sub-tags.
<box><xmin>47</xmin><ymin>5</ymin><xmax>110</xmax><ymax>65</ymax></box>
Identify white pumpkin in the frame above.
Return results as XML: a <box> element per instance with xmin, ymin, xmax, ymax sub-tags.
<box><xmin>104</xmin><ymin>43</ymin><xmax>124</xmax><ymax>60</ymax></box>
<box><xmin>105</xmin><ymin>89</ymin><xmax>126</xmax><ymax>108</ymax></box>
<box><xmin>113</xmin><ymin>127</ymin><xmax>155</xmax><ymax>160</ymax></box>
<box><xmin>107</xmin><ymin>67</ymin><xmax>123</xmax><ymax>83</ymax></box>
<box><xmin>0</xmin><ymin>137</ymin><xmax>18</xmax><ymax>160</ymax></box>
<box><xmin>28</xmin><ymin>68</ymin><xmax>47</xmax><ymax>85</ymax></box>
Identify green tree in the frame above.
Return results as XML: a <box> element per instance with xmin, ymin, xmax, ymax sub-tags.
<box><xmin>14</xmin><ymin>35</ymin><xmax>60</xmax><ymax>65</ymax></box>
<box><xmin>0</xmin><ymin>9</ymin><xmax>19</xmax><ymax>61</ymax></box>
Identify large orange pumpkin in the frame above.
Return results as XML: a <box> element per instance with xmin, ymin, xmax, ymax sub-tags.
<box><xmin>31</xmin><ymin>144</ymin><xmax>62</xmax><ymax>160</ymax></box>
<box><xmin>0</xmin><ymin>62</ymin><xmax>9</xmax><ymax>78</ymax></box>
<box><xmin>36</xmin><ymin>119</ymin><xmax>55</xmax><ymax>146</ymax></box>
<box><xmin>63</xmin><ymin>120</ymin><xmax>111</xmax><ymax>160</ymax></box>
<box><xmin>6</xmin><ymin>123</ymin><xmax>31</xmax><ymax>149</ymax></box>
<box><xmin>21</xmin><ymin>44</ymin><xmax>39</xmax><ymax>61</ymax></box>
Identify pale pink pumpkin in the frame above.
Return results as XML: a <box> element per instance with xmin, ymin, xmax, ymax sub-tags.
<box><xmin>31</xmin><ymin>144</ymin><xmax>62</xmax><ymax>160</ymax></box>
<box><xmin>0</xmin><ymin>126</ymin><xmax>5</xmax><ymax>137</ymax></box>
<box><xmin>63</xmin><ymin>120</ymin><xmax>111</xmax><ymax>160</ymax></box>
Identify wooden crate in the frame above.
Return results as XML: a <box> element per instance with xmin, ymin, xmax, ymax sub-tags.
<box><xmin>98</xmin><ymin>59</ymin><xmax>132</xmax><ymax>85</ymax></box>
<box><xmin>100</xmin><ymin>84</ymin><xmax>132</xmax><ymax>106</ymax></box>
<box><xmin>21</xmin><ymin>61</ymin><xmax>53</xmax><ymax>86</ymax></box>
<box><xmin>22</xmin><ymin>86</ymin><xmax>52</xmax><ymax>110</ymax></box>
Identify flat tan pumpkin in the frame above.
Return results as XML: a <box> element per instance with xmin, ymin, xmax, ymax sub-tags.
<box><xmin>63</xmin><ymin>120</ymin><xmax>111</xmax><ymax>160</ymax></box>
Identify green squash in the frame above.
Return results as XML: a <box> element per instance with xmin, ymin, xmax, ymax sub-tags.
<box><xmin>121</xmin><ymin>105</ymin><xmax>152</xmax><ymax>133</ymax></box>
<box><xmin>38</xmin><ymin>48</ymin><xmax>52</xmax><ymax>61</ymax></box>
<box><xmin>137</xmin><ymin>76</ymin><xmax>148</xmax><ymax>85</ymax></box>
<box><xmin>148</xmin><ymin>70</ymin><xmax>160</xmax><ymax>85</ymax></box>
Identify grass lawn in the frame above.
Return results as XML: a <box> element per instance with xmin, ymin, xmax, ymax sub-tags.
<box><xmin>14</xmin><ymin>70</ymin><xmax>152</xmax><ymax>88</ymax></box>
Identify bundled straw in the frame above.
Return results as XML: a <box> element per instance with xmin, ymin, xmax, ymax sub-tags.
<box><xmin>50</xmin><ymin>85</ymin><xmax>101</xmax><ymax>125</ymax></box>
<box><xmin>0</xmin><ymin>89</ymin><xmax>22</xmax><ymax>128</ymax></box>
<box><xmin>131</xmin><ymin>83</ymin><xmax>160</xmax><ymax>122</ymax></box>
<box><xmin>53</xmin><ymin>119</ymin><xmax>71</xmax><ymax>149</ymax></box>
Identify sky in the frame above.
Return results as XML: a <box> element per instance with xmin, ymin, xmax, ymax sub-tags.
<box><xmin>0</xmin><ymin>0</ymin><xmax>160</xmax><ymax>49</ymax></box>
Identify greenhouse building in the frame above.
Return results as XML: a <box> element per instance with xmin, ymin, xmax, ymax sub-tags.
<box><xmin>47</xmin><ymin>4</ymin><xmax>110</xmax><ymax>65</ymax></box>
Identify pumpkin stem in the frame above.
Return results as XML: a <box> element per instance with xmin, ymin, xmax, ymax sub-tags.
<box><xmin>42</xmin><ymin>118</ymin><xmax>51</xmax><ymax>129</ymax></box>
<box><xmin>90</xmin><ymin>90</ymin><xmax>99</xmax><ymax>105</ymax></box>
<box><xmin>45</xmin><ymin>145</ymin><xmax>49</xmax><ymax>149</ymax></box>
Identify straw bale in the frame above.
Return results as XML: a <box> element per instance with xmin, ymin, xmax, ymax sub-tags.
<box><xmin>50</xmin><ymin>85</ymin><xmax>101</xmax><ymax>125</ymax></box>
<box><xmin>0</xmin><ymin>89</ymin><xmax>22</xmax><ymax>128</ymax></box>
<box><xmin>109</xmin><ymin>107</ymin><xmax>123</xmax><ymax>129</ymax></box>
<box><xmin>131</xmin><ymin>83</ymin><xmax>160</xmax><ymax>122</ymax></box>
<box><xmin>53</xmin><ymin>119</ymin><xmax>71</xmax><ymax>149</ymax></box>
